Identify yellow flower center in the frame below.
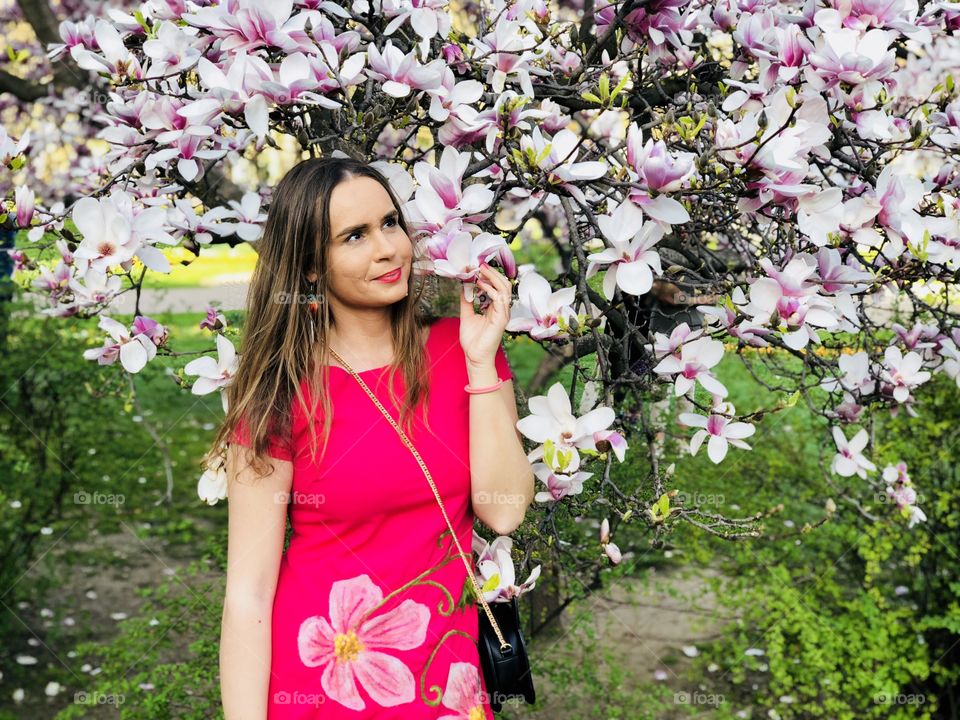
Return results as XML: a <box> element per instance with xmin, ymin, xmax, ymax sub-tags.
<box><xmin>334</xmin><ymin>630</ymin><xmax>365</xmax><ymax>662</ymax></box>
<box><xmin>468</xmin><ymin>705</ymin><xmax>486</xmax><ymax>720</ymax></box>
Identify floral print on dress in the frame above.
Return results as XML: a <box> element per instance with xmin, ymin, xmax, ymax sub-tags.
<box><xmin>297</xmin><ymin>574</ymin><xmax>431</xmax><ymax>711</ymax></box>
<box><xmin>440</xmin><ymin>662</ymin><xmax>488</xmax><ymax>720</ymax></box>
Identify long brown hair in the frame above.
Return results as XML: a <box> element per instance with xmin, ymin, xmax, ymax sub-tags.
<box><xmin>204</xmin><ymin>157</ymin><xmax>433</xmax><ymax>477</ymax></box>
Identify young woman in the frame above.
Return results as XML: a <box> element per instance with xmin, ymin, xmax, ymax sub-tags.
<box><xmin>211</xmin><ymin>157</ymin><xmax>534</xmax><ymax>719</ymax></box>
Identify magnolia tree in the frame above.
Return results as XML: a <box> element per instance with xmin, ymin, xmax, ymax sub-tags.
<box><xmin>3</xmin><ymin>0</ymin><xmax>960</xmax><ymax>608</ymax></box>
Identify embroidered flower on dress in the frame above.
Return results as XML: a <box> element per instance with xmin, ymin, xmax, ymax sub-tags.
<box><xmin>297</xmin><ymin>573</ymin><xmax>431</xmax><ymax>711</ymax></box>
<box><xmin>440</xmin><ymin>661</ymin><xmax>487</xmax><ymax>720</ymax></box>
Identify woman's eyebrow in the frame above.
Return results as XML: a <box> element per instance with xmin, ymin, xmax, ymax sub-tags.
<box><xmin>335</xmin><ymin>209</ymin><xmax>399</xmax><ymax>239</ymax></box>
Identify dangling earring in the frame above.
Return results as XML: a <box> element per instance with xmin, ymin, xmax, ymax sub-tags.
<box><xmin>306</xmin><ymin>278</ymin><xmax>319</xmax><ymax>345</ymax></box>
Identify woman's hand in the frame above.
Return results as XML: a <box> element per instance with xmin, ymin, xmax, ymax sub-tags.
<box><xmin>459</xmin><ymin>263</ymin><xmax>512</xmax><ymax>367</ymax></box>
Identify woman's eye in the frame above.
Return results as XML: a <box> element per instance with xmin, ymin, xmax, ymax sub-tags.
<box><xmin>347</xmin><ymin>218</ymin><xmax>397</xmax><ymax>242</ymax></box>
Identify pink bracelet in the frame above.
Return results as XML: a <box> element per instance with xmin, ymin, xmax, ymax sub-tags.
<box><xmin>465</xmin><ymin>378</ymin><xmax>507</xmax><ymax>394</ymax></box>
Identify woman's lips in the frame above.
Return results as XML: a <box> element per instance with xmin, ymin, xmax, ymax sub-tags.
<box><xmin>373</xmin><ymin>268</ymin><xmax>402</xmax><ymax>283</ymax></box>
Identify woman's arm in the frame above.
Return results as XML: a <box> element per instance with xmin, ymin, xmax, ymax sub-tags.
<box><xmin>220</xmin><ymin>445</ymin><xmax>293</xmax><ymax>720</ymax></box>
<box><xmin>468</xmin><ymin>364</ymin><xmax>534</xmax><ymax>536</ymax></box>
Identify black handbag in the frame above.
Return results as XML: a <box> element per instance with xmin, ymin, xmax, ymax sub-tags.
<box><xmin>476</xmin><ymin>595</ymin><xmax>537</xmax><ymax>712</ymax></box>
<box><xmin>329</xmin><ymin>348</ymin><xmax>537</xmax><ymax>714</ymax></box>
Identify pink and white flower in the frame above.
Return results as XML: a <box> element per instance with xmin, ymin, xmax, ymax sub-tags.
<box><xmin>516</xmin><ymin>382</ymin><xmax>620</xmax><ymax>473</ymax></box>
<box><xmin>679</xmin><ymin>406</ymin><xmax>755</xmax><ymax>463</ymax></box>
<box><xmin>439</xmin><ymin>662</ymin><xmax>487</xmax><ymax>720</ymax></box>
<box><xmin>428</xmin><ymin>229</ymin><xmax>515</xmax><ymax>301</ymax></box>
<box><xmin>599</xmin><ymin>518</ymin><xmax>622</xmax><ymax>565</ymax></box>
<box><xmin>533</xmin><ymin>462</ymin><xmax>592</xmax><ymax>503</ymax></box>
<box><xmin>408</xmin><ymin>146</ymin><xmax>495</xmax><ymax>231</ymax></box>
<box><xmin>197</xmin><ymin>450</ymin><xmax>228</xmax><ymax>506</ymax></box>
<box><xmin>624</xmin><ymin>123</ymin><xmax>694</xmax><ymax>224</ymax></box>
<box><xmin>506</xmin><ymin>271</ymin><xmax>577</xmax><ymax>340</ymax></box>
<box><xmin>473</xmin><ymin>535</ymin><xmax>541</xmax><ymax>603</ymax></box>
<box><xmin>518</xmin><ymin>126</ymin><xmax>609</xmax><ymax>204</ymax></box>
<box><xmin>881</xmin><ymin>346</ymin><xmax>931</xmax><ymax>402</ymax></box>
<box><xmin>365</xmin><ymin>39</ymin><xmax>443</xmax><ymax>98</ymax></box>
<box><xmin>830</xmin><ymin>427</ymin><xmax>876</xmax><ymax>478</ymax></box>
<box><xmin>298</xmin><ymin>574</ymin><xmax>431</xmax><ymax>711</ymax></box>
<box><xmin>586</xmin><ymin>200</ymin><xmax>665</xmax><ymax>300</ymax></box>
<box><xmin>654</xmin><ymin>336</ymin><xmax>728</xmax><ymax>397</ymax></box>
<box><xmin>72</xmin><ymin>191</ymin><xmax>174</xmax><ymax>274</ymax></box>
<box><xmin>83</xmin><ymin>315</ymin><xmax>160</xmax><ymax>374</ymax></box>
<box><xmin>183</xmin><ymin>334</ymin><xmax>239</xmax><ymax>411</ymax></box>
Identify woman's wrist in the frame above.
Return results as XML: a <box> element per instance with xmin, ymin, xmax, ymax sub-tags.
<box><xmin>466</xmin><ymin>361</ymin><xmax>499</xmax><ymax>388</ymax></box>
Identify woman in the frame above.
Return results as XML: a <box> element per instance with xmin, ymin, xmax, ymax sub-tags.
<box><xmin>210</xmin><ymin>156</ymin><xmax>535</xmax><ymax>719</ymax></box>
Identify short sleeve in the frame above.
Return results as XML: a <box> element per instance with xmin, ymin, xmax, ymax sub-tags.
<box><xmin>494</xmin><ymin>340</ymin><xmax>513</xmax><ymax>381</ymax></box>
<box><xmin>229</xmin><ymin>413</ymin><xmax>293</xmax><ymax>461</ymax></box>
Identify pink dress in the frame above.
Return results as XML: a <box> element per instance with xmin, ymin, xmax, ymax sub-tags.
<box><xmin>230</xmin><ymin>316</ymin><xmax>512</xmax><ymax>718</ymax></box>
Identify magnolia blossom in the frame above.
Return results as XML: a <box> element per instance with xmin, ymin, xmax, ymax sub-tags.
<box><xmin>198</xmin><ymin>450</ymin><xmax>228</xmax><ymax>505</ymax></box>
<box><xmin>506</xmin><ymin>270</ymin><xmax>577</xmax><ymax>340</ymax></box>
<box><xmin>196</xmin><ymin>51</ymin><xmax>273</xmax><ymax>137</ymax></box>
<box><xmin>365</xmin><ymin>39</ymin><xmax>443</xmax><ymax>97</ymax></box>
<box><xmin>516</xmin><ymin>382</ymin><xmax>622</xmax><ymax>473</ymax></box>
<box><xmin>822</xmin><ymin>350</ymin><xmax>877</xmax><ymax>395</ymax></box>
<box><xmin>881</xmin><ymin>346</ymin><xmax>931</xmax><ymax>402</ymax></box>
<box><xmin>183</xmin><ymin>0</ymin><xmax>316</xmax><ymax>55</ymax></box>
<box><xmin>70</xmin><ymin>19</ymin><xmax>142</xmax><ymax>79</ymax></box>
<box><xmin>473</xmin><ymin>533</ymin><xmax>541</xmax><ymax>603</ymax></box>
<box><xmin>797</xmin><ymin>188</ymin><xmax>881</xmax><ymax>247</ymax></box>
<box><xmin>599</xmin><ymin>518</ymin><xmax>622</xmax><ymax>565</ymax></box>
<box><xmin>651</xmin><ymin>322</ymin><xmax>703</xmax><ymax>359</ymax></box>
<box><xmin>471</xmin><ymin>13</ymin><xmax>541</xmax><ymax>98</ymax></box>
<box><xmin>654</xmin><ymin>336</ymin><xmax>728</xmax><ymax>397</ymax></box>
<box><xmin>383</xmin><ymin>0</ymin><xmax>451</xmax><ymax>41</ymax></box>
<box><xmin>830</xmin><ymin>427</ymin><xmax>876</xmax><ymax>478</ymax></box>
<box><xmin>428</xmin><ymin>230</ymin><xmax>515</xmax><ymax>300</ymax></box>
<box><xmin>13</xmin><ymin>185</ymin><xmax>34</xmax><ymax>228</ymax></box>
<box><xmin>518</xmin><ymin>127</ymin><xmax>608</xmax><ymax>204</ymax></box>
<box><xmin>679</xmin><ymin>405</ymin><xmax>755</xmax><ymax>463</ymax></box>
<box><xmin>184</xmin><ymin>333</ymin><xmax>239</xmax><ymax>412</ymax></box>
<box><xmin>805</xmin><ymin>28</ymin><xmax>896</xmax><ymax>90</ymax></box>
<box><xmin>71</xmin><ymin>191</ymin><xmax>174</xmax><ymax>274</ymax></box>
<box><xmin>533</xmin><ymin>462</ymin><xmax>592</xmax><ymax>503</ymax></box>
<box><xmin>83</xmin><ymin>315</ymin><xmax>163</xmax><ymax>374</ymax></box>
<box><xmin>741</xmin><ymin>257</ymin><xmax>839</xmax><ymax>350</ymax></box>
<box><xmin>624</xmin><ymin>123</ymin><xmax>694</xmax><ymax>224</ymax></box>
<box><xmin>408</xmin><ymin>145</ymin><xmax>495</xmax><ymax>230</ymax></box>
<box><xmin>216</xmin><ymin>192</ymin><xmax>268</xmax><ymax>242</ymax></box>
<box><xmin>200</xmin><ymin>306</ymin><xmax>228</xmax><ymax>332</ymax></box>
<box><xmin>586</xmin><ymin>200</ymin><xmax>665</xmax><ymax>300</ymax></box>
<box><xmin>882</xmin><ymin>462</ymin><xmax>926</xmax><ymax>528</ymax></box>
<box><xmin>0</xmin><ymin>125</ymin><xmax>29</xmax><ymax>165</ymax></box>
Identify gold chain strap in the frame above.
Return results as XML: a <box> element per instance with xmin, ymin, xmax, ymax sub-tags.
<box><xmin>327</xmin><ymin>348</ymin><xmax>512</xmax><ymax>652</ymax></box>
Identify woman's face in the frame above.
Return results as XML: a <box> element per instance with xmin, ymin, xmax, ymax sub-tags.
<box><xmin>314</xmin><ymin>175</ymin><xmax>412</xmax><ymax>311</ymax></box>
